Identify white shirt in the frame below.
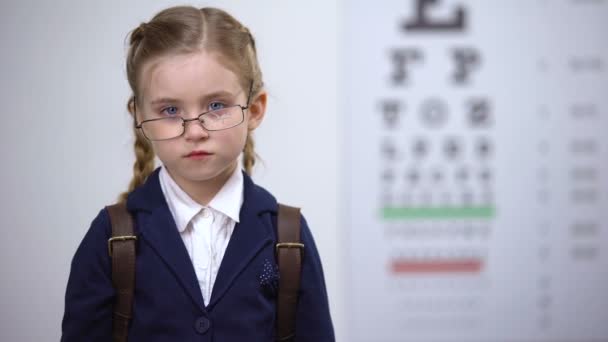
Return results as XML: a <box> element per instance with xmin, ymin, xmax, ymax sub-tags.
<box><xmin>159</xmin><ymin>166</ymin><xmax>244</xmax><ymax>306</ymax></box>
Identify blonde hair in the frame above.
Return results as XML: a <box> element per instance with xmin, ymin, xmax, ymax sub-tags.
<box><xmin>118</xmin><ymin>6</ymin><xmax>263</xmax><ymax>202</ymax></box>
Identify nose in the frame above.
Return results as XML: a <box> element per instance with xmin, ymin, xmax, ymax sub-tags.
<box><xmin>183</xmin><ymin>117</ymin><xmax>210</xmax><ymax>140</ymax></box>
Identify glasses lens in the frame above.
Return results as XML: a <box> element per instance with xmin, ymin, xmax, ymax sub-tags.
<box><xmin>201</xmin><ymin>106</ymin><xmax>244</xmax><ymax>131</ymax></box>
<box><xmin>141</xmin><ymin>117</ymin><xmax>184</xmax><ymax>140</ymax></box>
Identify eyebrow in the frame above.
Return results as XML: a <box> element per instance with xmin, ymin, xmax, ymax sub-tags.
<box><xmin>148</xmin><ymin>90</ymin><xmax>240</xmax><ymax>106</ymax></box>
<box><xmin>149</xmin><ymin>97</ymin><xmax>181</xmax><ymax>106</ymax></box>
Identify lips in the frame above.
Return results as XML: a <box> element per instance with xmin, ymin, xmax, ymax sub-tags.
<box><xmin>185</xmin><ymin>150</ymin><xmax>212</xmax><ymax>158</ymax></box>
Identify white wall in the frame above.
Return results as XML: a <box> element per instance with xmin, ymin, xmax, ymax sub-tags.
<box><xmin>0</xmin><ymin>1</ymin><xmax>344</xmax><ymax>340</ymax></box>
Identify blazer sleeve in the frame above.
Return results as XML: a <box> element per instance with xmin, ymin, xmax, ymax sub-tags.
<box><xmin>294</xmin><ymin>215</ymin><xmax>335</xmax><ymax>342</ymax></box>
<box><xmin>61</xmin><ymin>208</ymin><xmax>114</xmax><ymax>342</ymax></box>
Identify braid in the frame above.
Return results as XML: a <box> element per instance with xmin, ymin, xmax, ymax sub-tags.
<box><xmin>118</xmin><ymin>97</ymin><xmax>156</xmax><ymax>203</ymax></box>
<box><xmin>243</xmin><ymin>132</ymin><xmax>256</xmax><ymax>176</ymax></box>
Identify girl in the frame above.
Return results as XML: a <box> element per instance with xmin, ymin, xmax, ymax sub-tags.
<box><xmin>61</xmin><ymin>5</ymin><xmax>334</xmax><ymax>341</ymax></box>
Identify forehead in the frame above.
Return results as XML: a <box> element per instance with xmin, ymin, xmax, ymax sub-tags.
<box><xmin>139</xmin><ymin>51</ymin><xmax>242</xmax><ymax>101</ymax></box>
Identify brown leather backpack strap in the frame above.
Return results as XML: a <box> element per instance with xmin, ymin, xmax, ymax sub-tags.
<box><xmin>106</xmin><ymin>203</ymin><xmax>137</xmax><ymax>342</ymax></box>
<box><xmin>276</xmin><ymin>204</ymin><xmax>304</xmax><ymax>341</ymax></box>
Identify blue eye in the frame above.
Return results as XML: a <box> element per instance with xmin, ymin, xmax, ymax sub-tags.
<box><xmin>209</xmin><ymin>102</ymin><xmax>225</xmax><ymax>111</ymax></box>
<box><xmin>162</xmin><ymin>106</ymin><xmax>179</xmax><ymax>116</ymax></box>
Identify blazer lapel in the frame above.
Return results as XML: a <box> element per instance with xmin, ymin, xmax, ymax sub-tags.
<box><xmin>207</xmin><ymin>172</ymin><xmax>276</xmax><ymax>309</ymax></box>
<box><xmin>127</xmin><ymin>169</ymin><xmax>206</xmax><ymax>312</ymax></box>
<box><xmin>139</xmin><ymin>207</ymin><xmax>206</xmax><ymax>312</ymax></box>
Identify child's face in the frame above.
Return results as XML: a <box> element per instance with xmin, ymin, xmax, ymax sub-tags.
<box><xmin>137</xmin><ymin>51</ymin><xmax>265</xmax><ymax>188</ymax></box>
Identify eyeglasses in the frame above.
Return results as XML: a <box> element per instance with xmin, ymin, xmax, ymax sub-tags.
<box><xmin>135</xmin><ymin>82</ymin><xmax>253</xmax><ymax>141</ymax></box>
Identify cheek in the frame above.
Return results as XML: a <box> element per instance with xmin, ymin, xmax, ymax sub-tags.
<box><xmin>149</xmin><ymin>141</ymin><xmax>174</xmax><ymax>162</ymax></box>
<box><xmin>217</xmin><ymin>127</ymin><xmax>249</xmax><ymax>151</ymax></box>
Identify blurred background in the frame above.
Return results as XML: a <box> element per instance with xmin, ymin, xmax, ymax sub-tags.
<box><xmin>0</xmin><ymin>1</ymin><xmax>606</xmax><ymax>341</ymax></box>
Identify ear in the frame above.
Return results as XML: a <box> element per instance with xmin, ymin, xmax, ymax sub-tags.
<box><xmin>129</xmin><ymin>96</ymin><xmax>143</xmax><ymax>122</ymax></box>
<box><xmin>246</xmin><ymin>91</ymin><xmax>267</xmax><ymax>131</ymax></box>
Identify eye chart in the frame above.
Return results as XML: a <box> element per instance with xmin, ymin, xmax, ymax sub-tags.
<box><xmin>344</xmin><ymin>1</ymin><xmax>608</xmax><ymax>341</ymax></box>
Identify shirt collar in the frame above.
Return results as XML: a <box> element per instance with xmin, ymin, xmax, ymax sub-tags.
<box><xmin>159</xmin><ymin>166</ymin><xmax>244</xmax><ymax>233</ymax></box>
<box><xmin>208</xmin><ymin>165</ymin><xmax>243</xmax><ymax>223</ymax></box>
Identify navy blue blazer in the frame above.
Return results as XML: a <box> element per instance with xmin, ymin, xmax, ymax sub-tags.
<box><xmin>61</xmin><ymin>168</ymin><xmax>334</xmax><ymax>341</ymax></box>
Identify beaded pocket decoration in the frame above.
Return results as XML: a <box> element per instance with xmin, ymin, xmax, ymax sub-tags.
<box><xmin>259</xmin><ymin>258</ymin><xmax>280</xmax><ymax>298</ymax></box>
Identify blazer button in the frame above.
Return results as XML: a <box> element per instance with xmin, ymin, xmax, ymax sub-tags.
<box><xmin>194</xmin><ymin>316</ymin><xmax>211</xmax><ymax>335</ymax></box>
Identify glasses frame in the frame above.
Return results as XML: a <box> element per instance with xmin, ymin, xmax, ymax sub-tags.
<box><xmin>134</xmin><ymin>81</ymin><xmax>254</xmax><ymax>142</ymax></box>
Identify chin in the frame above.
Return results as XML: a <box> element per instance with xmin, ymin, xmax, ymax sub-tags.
<box><xmin>166</xmin><ymin>159</ymin><xmax>236</xmax><ymax>183</ymax></box>
<box><xmin>186</xmin><ymin>166</ymin><xmax>233</xmax><ymax>183</ymax></box>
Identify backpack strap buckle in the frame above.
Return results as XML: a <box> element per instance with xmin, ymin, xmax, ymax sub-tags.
<box><xmin>108</xmin><ymin>235</ymin><xmax>138</xmax><ymax>257</ymax></box>
<box><xmin>275</xmin><ymin>242</ymin><xmax>304</xmax><ymax>253</ymax></box>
